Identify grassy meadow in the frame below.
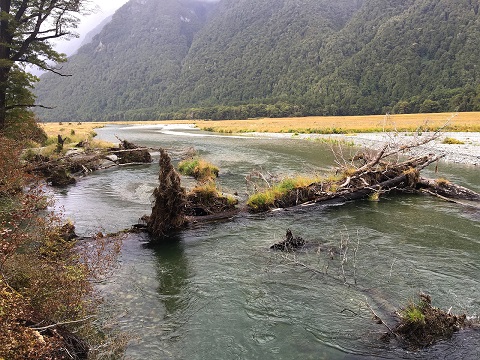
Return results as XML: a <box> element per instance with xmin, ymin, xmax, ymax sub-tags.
<box><xmin>194</xmin><ymin>112</ymin><xmax>480</xmax><ymax>134</ymax></box>
<box><xmin>38</xmin><ymin>121</ymin><xmax>112</xmax><ymax>156</ymax></box>
<box><xmin>39</xmin><ymin>112</ymin><xmax>480</xmax><ymax>139</ymax></box>
<box><xmin>40</xmin><ymin>121</ymin><xmax>106</xmax><ymax>139</ymax></box>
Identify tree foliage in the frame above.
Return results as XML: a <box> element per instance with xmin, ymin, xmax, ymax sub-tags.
<box><xmin>34</xmin><ymin>0</ymin><xmax>480</xmax><ymax>121</ymax></box>
<box><xmin>0</xmin><ymin>0</ymin><xmax>89</xmax><ymax>130</ymax></box>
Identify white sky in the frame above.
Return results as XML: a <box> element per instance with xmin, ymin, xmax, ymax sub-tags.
<box><xmin>54</xmin><ymin>0</ymin><xmax>130</xmax><ymax>55</ymax></box>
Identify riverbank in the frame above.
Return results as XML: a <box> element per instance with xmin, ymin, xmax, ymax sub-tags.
<box><xmin>39</xmin><ymin>113</ymin><xmax>480</xmax><ymax>166</ymax></box>
<box><xmin>246</xmin><ymin>131</ymin><xmax>480</xmax><ymax>166</ymax></box>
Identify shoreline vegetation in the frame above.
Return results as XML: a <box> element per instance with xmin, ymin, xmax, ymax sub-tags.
<box><xmin>0</xmin><ymin>133</ymin><xmax>127</xmax><ymax>359</ymax></box>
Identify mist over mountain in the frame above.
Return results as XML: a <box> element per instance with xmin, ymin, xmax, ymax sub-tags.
<box><xmin>79</xmin><ymin>15</ymin><xmax>113</xmax><ymax>50</ymax></box>
<box><xmin>34</xmin><ymin>0</ymin><xmax>480</xmax><ymax>122</ymax></box>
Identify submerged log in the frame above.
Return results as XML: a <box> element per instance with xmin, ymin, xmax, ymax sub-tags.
<box><xmin>147</xmin><ymin>148</ymin><xmax>187</xmax><ymax>240</ymax></box>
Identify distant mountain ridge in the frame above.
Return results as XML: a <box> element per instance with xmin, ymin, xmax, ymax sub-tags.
<box><xmin>79</xmin><ymin>15</ymin><xmax>113</xmax><ymax>49</ymax></box>
<box><xmin>34</xmin><ymin>0</ymin><xmax>480</xmax><ymax>122</ymax></box>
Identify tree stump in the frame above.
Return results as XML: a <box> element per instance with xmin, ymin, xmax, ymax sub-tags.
<box><xmin>147</xmin><ymin>149</ymin><xmax>187</xmax><ymax>240</ymax></box>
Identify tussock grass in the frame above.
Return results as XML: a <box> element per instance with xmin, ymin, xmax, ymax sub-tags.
<box><xmin>41</xmin><ymin>122</ymin><xmax>104</xmax><ymax>139</ymax></box>
<box><xmin>41</xmin><ymin>112</ymin><xmax>479</xmax><ymax>139</ymax></box>
<box><xmin>189</xmin><ymin>181</ymin><xmax>238</xmax><ymax>206</ymax></box>
<box><xmin>195</xmin><ymin>112</ymin><xmax>480</xmax><ymax>134</ymax></box>
<box><xmin>178</xmin><ymin>158</ymin><xmax>219</xmax><ymax>181</ymax></box>
<box><xmin>442</xmin><ymin>137</ymin><xmax>465</xmax><ymax>145</ymax></box>
<box><xmin>38</xmin><ymin>122</ymin><xmax>114</xmax><ymax>156</ymax></box>
<box><xmin>401</xmin><ymin>302</ymin><xmax>426</xmax><ymax>325</ymax></box>
<box><xmin>246</xmin><ymin>175</ymin><xmax>319</xmax><ymax>212</ymax></box>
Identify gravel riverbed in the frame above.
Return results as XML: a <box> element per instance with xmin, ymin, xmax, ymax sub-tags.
<box><xmin>248</xmin><ymin>131</ymin><xmax>480</xmax><ymax>166</ymax></box>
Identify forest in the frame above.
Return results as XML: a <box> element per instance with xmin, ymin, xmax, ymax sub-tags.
<box><xmin>34</xmin><ymin>0</ymin><xmax>480</xmax><ymax>121</ymax></box>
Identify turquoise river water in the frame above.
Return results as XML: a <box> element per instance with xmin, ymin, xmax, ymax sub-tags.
<box><xmin>53</xmin><ymin>124</ymin><xmax>480</xmax><ymax>359</ymax></box>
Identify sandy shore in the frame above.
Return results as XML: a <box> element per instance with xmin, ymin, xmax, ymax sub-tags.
<box><xmin>247</xmin><ymin>131</ymin><xmax>480</xmax><ymax>166</ymax></box>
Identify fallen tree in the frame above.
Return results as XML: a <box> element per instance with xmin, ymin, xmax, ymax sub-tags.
<box><xmin>246</xmin><ymin>133</ymin><xmax>480</xmax><ymax>212</ymax></box>
<box><xmin>143</xmin><ymin>132</ymin><xmax>479</xmax><ymax>240</ymax></box>
<box><xmin>28</xmin><ymin>138</ymin><xmax>152</xmax><ymax>186</ymax></box>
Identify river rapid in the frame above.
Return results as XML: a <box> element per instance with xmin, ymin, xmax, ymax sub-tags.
<box><xmin>53</xmin><ymin>124</ymin><xmax>480</xmax><ymax>359</ymax></box>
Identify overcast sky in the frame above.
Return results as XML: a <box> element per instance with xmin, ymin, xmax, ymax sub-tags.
<box><xmin>54</xmin><ymin>0</ymin><xmax>130</xmax><ymax>55</ymax></box>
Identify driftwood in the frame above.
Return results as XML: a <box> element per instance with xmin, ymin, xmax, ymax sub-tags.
<box><xmin>418</xmin><ymin>177</ymin><xmax>480</xmax><ymax>202</ymax></box>
<box><xmin>144</xmin><ymin>134</ymin><xmax>480</xmax><ymax>238</ymax></box>
<box><xmin>29</xmin><ymin>139</ymin><xmax>152</xmax><ymax>186</ymax></box>
<box><xmin>113</xmin><ymin>137</ymin><xmax>152</xmax><ymax>164</ymax></box>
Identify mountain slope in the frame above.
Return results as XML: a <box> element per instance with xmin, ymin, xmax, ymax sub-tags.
<box><xmin>34</xmin><ymin>0</ymin><xmax>480</xmax><ymax>122</ymax></box>
<box><xmin>35</xmin><ymin>0</ymin><xmax>216</xmax><ymax>121</ymax></box>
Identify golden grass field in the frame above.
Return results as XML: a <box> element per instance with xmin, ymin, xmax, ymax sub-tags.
<box><xmin>40</xmin><ymin>121</ymin><xmax>106</xmax><ymax>139</ymax></box>
<box><xmin>40</xmin><ymin>112</ymin><xmax>480</xmax><ymax>137</ymax></box>
<box><xmin>194</xmin><ymin>112</ymin><xmax>480</xmax><ymax>134</ymax></box>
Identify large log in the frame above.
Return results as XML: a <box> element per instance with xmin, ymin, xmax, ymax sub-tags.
<box><xmin>418</xmin><ymin>177</ymin><xmax>480</xmax><ymax>201</ymax></box>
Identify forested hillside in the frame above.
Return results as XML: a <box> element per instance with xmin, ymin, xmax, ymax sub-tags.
<box><xmin>34</xmin><ymin>0</ymin><xmax>480</xmax><ymax>122</ymax></box>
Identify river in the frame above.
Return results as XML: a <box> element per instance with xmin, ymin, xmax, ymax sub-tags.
<box><xmin>53</xmin><ymin>124</ymin><xmax>480</xmax><ymax>359</ymax></box>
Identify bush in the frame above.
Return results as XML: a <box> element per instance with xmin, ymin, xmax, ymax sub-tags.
<box><xmin>0</xmin><ymin>136</ymin><xmax>125</xmax><ymax>359</ymax></box>
<box><xmin>3</xmin><ymin>114</ymin><xmax>47</xmax><ymax>144</ymax></box>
